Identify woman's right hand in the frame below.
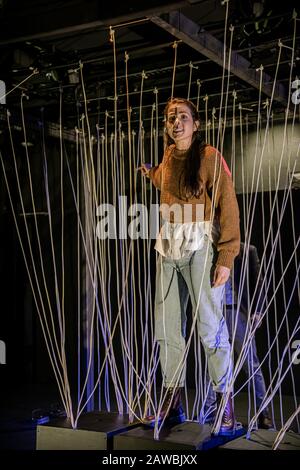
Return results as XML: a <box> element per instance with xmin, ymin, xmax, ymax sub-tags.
<box><xmin>137</xmin><ymin>163</ymin><xmax>152</xmax><ymax>177</ymax></box>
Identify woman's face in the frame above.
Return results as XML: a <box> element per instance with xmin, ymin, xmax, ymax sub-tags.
<box><xmin>165</xmin><ymin>102</ymin><xmax>199</xmax><ymax>149</ymax></box>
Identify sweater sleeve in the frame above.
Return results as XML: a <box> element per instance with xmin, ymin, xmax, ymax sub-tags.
<box><xmin>147</xmin><ymin>146</ymin><xmax>172</xmax><ymax>190</ymax></box>
<box><xmin>148</xmin><ymin>164</ymin><xmax>163</xmax><ymax>190</ymax></box>
<box><xmin>206</xmin><ymin>146</ymin><xmax>240</xmax><ymax>269</ymax></box>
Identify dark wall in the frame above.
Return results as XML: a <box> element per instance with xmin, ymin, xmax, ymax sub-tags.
<box><xmin>0</xmin><ymin>129</ymin><xmax>79</xmax><ymax>390</ymax></box>
<box><xmin>236</xmin><ymin>189</ymin><xmax>300</xmax><ymax>395</ymax></box>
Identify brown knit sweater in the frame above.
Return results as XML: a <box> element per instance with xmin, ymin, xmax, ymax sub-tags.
<box><xmin>148</xmin><ymin>144</ymin><xmax>240</xmax><ymax>269</ymax></box>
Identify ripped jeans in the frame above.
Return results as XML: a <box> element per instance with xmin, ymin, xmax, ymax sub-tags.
<box><xmin>154</xmin><ymin>235</ymin><xmax>232</xmax><ymax>393</ymax></box>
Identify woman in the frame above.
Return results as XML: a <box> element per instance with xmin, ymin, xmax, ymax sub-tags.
<box><xmin>139</xmin><ymin>98</ymin><xmax>240</xmax><ymax>436</ymax></box>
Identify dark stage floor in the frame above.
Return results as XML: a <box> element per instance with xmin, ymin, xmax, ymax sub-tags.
<box><xmin>0</xmin><ymin>383</ymin><xmax>299</xmax><ymax>451</ymax></box>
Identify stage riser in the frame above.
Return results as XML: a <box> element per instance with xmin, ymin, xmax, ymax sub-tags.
<box><xmin>37</xmin><ymin>426</ymin><xmax>109</xmax><ymax>450</ymax></box>
<box><xmin>36</xmin><ymin>413</ymin><xmax>245</xmax><ymax>450</ymax></box>
<box><xmin>36</xmin><ymin>412</ymin><xmax>138</xmax><ymax>450</ymax></box>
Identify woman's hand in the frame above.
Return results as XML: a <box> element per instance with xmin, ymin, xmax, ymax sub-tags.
<box><xmin>213</xmin><ymin>265</ymin><xmax>230</xmax><ymax>288</ymax></box>
<box><xmin>137</xmin><ymin>163</ymin><xmax>152</xmax><ymax>177</ymax></box>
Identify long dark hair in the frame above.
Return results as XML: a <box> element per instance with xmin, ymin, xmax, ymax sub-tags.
<box><xmin>164</xmin><ymin>98</ymin><xmax>206</xmax><ymax>199</ymax></box>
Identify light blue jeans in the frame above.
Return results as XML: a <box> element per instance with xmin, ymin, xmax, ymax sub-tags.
<box><xmin>154</xmin><ymin>235</ymin><xmax>232</xmax><ymax>392</ymax></box>
<box><xmin>205</xmin><ymin>307</ymin><xmax>269</xmax><ymax>414</ymax></box>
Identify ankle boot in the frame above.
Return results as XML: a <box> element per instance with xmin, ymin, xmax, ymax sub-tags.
<box><xmin>258</xmin><ymin>411</ymin><xmax>274</xmax><ymax>430</ymax></box>
<box><xmin>213</xmin><ymin>392</ymin><xmax>235</xmax><ymax>436</ymax></box>
<box><xmin>143</xmin><ymin>387</ymin><xmax>185</xmax><ymax>427</ymax></box>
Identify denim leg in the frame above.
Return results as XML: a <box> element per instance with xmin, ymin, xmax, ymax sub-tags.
<box><xmin>154</xmin><ymin>255</ymin><xmax>189</xmax><ymax>387</ymax></box>
<box><xmin>179</xmin><ymin>238</ymin><xmax>232</xmax><ymax>393</ymax></box>
<box><xmin>247</xmin><ymin>343</ymin><xmax>268</xmax><ymax>412</ymax></box>
<box><xmin>204</xmin><ymin>377</ymin><xmax>217</xmax><ymax>412</ymax></box>
<box><xmin>227</xmin><ymin>308</ymin><xmax>268</xmax><ymax>411</ymax></box>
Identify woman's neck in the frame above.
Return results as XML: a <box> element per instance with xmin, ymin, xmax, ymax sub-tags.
<box><xmin>173</xmin><ymin>147</ymin><xmax>188</xmax><ymax>160</ymax></box>
<box><xmin>175</xmin><ymin>143</ymin><xmax>190</xmax><ymax>150</ymax></box>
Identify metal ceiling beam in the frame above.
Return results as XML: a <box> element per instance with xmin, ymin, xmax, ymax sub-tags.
<box><xmin>150</xmin><ymin>11</ymin><xmax>288</xmax><ymax>106</ymax></box>
<box><xmin>0</xmin><ymin>1</ymin><xmax>189</xmax><ymax>45</ymax></box>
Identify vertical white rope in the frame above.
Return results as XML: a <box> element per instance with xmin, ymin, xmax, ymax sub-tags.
<box><xmin>0</xmin><ymin>148</ymin><xmax>73</xmax><ymax>421</ymax></box>
<box><xmin>1</xmin><ymin>111</ymin><xmax>74</xmax><ymax>422</ymax></box>
<box><xmin>196</xmin><ymin>79</ymin><xmax>202</xmax><ymax>112</ymax></box>
<box><xmin>22</xmin><ymin>91</ymin><xmax>74</xmax><ymax>422</ymax></box>
<box><xmin>208</xmin><ymin>3</ymin><xmax>237</xmax><ymax>433</ymax></box>
<box><xmin>238</xmin><ymin>21</ymin><xmax>299</xmax><ymax>438</ymax></box>
<box><xmin>171</xmin><ymin>41</ymin><xmax>179</xmax><ymax>99</ymax></box>
<box><xmin>238</xmin><ymin>104</ymin><xmax>248</xmax><ymax>236</ymax></box>
<box><xmin>211</xmin><ymin>107</ymin><xmax>216</xmax><ymax>148</ymax></box>
<box><xmin>203</xmin><ymin>95</ymin><xmax>209</xmax><ymax>142</ymax></box>
<box><xmin>2</xmin><ymin>4</ymin><xmax>299</xmax><ymax>448</ymax></box>
<box><xmin>187</xmin><ymin>62</ymin><xmax>198</xmax><ymax>100</ymax></box>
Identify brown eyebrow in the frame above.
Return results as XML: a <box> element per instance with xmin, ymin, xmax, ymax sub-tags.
<box><xmin>167</xmin><ymin>110</ymin><xmax>191</xmax><ymax>116</ymax></box>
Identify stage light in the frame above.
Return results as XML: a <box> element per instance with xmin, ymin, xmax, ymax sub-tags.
<box><xmin>68</xmin><ymin>69</ymin><xmax>80</xmax><ymax>84</ymax></box>
<box><xmin>0</xmin><ymin>79</ymin><xmax>6</xmax><ymax>105</ymax></box>
<box><xmin>46</xmin><ymin>70</ymin><xmax>59</xmax><ymax>82</ymax></box>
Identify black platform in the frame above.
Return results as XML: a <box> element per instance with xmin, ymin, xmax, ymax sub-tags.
<box><xmin>114</xmin><ymin>421</ymin><xmax>245</xmax><ymax>450</ymax></box>
<box><xmin>36</xmin><ymin>411</ymin><xmax>139</xmax><ymax>450</ymax></box>
<box><xmin>219</xmin><ymin>429</ymin><xmax>300</xmax><ymax>450</ymax></box>
<box><xmin>36</xmin><ymin>412</ymin><xmax>245</xmax><ymax>450</ymax></box>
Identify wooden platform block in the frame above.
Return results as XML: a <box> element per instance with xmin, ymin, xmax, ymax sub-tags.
<box><xmin>220</xmin><ymin>430</ymin><xmax>300</xmax><ymax>450</ymax></box>
<box><xmin>36</xmin><ymin>411</ymin><xmax>138</xmax><ymax>450</ymax></box>
<box><xmin>114</xmin><ymin>421</ymin><xmax>245</xmax><ymax>450</ymax></box>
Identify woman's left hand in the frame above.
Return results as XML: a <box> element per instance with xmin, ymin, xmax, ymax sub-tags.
<box><xmin>213</xmin><ymin>265</ymin><xmax>230</xmax><ymax>288</ymax></box>
<box><xmin>137</xmin><ymin>163</ymin><xmax>152</xmax><ymax>176</ymax></box>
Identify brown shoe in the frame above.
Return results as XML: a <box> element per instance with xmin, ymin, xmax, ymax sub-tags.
<box><xmin>213</xmin><ymin>393</ymin><xmax>236</xmax><ymax>436</ymax></box>
<box><xmin>258</xmin><ymin>412</ymin><xmax>274</xmax><ymax>430</ymax></box>
<box><xmin>142</xmin><ymin>387</ymin><xmax>185</xmax><ymax>427</ymax></box>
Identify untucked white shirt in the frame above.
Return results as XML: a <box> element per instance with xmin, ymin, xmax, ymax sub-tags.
<box><xmin>154</xmin><ymin>220</ymin><xmax>220</xmax><ymax>260</ymax></box>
